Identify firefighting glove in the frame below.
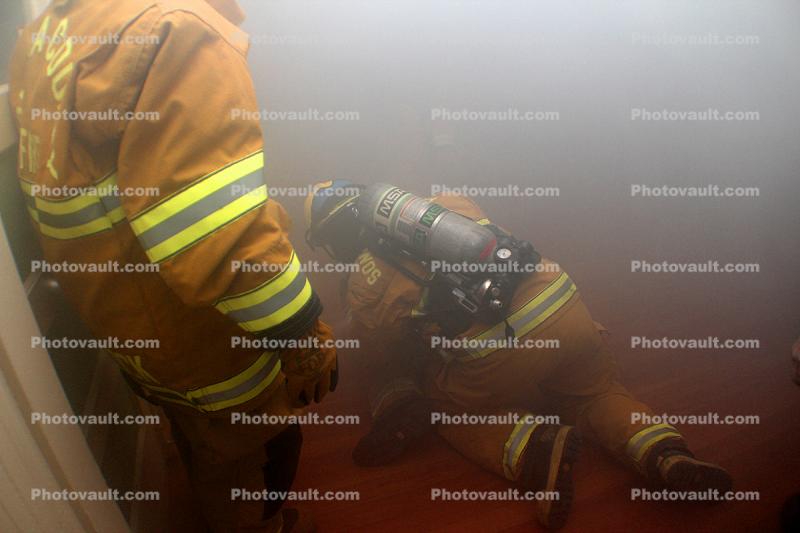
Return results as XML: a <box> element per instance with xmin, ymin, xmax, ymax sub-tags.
<box><xmin>281</xmin><ymin>320</ymin><xmax>338</xmax><ymax>407</ymax></box>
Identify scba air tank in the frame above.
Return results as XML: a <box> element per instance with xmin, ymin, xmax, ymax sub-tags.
<box><xmin>356</xmin><ymin>183</ymin><xmax>498</xmax><ymax>266</ymax></box>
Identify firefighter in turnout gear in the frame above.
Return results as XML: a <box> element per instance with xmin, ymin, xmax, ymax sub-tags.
<box><xmin>304</xmin><ymin>180</ymin><xmax>732</xmax><ymax>530</ymax></box>
<box><xmin>9</xmin><ymin>1</ymin><xmax>335</xmax><ymax>531</ymax></box>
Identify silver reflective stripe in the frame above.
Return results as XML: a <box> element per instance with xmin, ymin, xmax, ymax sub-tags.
<box><xmin>36</xmin><ymin>201</ymin><xmax>108</xmax><ymax>228</ymax></box>
<box><xmin>507</xmin><ymin>420</ymin><xmax>536</xmax><ymax>462</ymax></box>
<box><xmin>506</xmin><ymin>277</ymin><xmax>574</xmax><ymax>338</ymax></box>
<box><xmin>626</xmin><ymin>425</ymin><xmax>682</xmax><ymax>462</ymax></box>
<box><xmin>130</xmin><ymin>351</ymin><xmax>282</xmax><ymax>412</ymax></box>
<box><xmin>100</xmin><ymin>193</ymin><xmax>122</xmax><ymax>212</ymax></box>
<box><xmin>136</xmin><ymin>169</ymin><xmax>265</xmax><ymax>250</ymax></box>
<box><xmin>151</xmin><ymin>387</ymin><xmax>189</xmax><ymax>403</ymax></box>
<box><xmin>468</xmin><ymin>276</ymin><xmax>575</xmax><ymax>355</ymax></box>
<box><xmin>503</xmin><ymin>416</ymin><xmax>539</xmax><ymax>480</ymax></box>
<box><xmin>193</xmin><ymin>352</ymin><xmax>281</xmax><ymax>407</ymax></box>
<box><xmin>223</xmin><ymin>271</ymin><xmax>309</xmax><ymax>324</ymax></box>
<box><xmin>24</xmin><ymin>173</ymin><xmax>122</xmax><ymax>229</ymax></box>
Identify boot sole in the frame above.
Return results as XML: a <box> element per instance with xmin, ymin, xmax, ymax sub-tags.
<box><xmin>664</xmin><ymin>458</ymin><xmax>733</xmax><ymax>495</ymax></box>
<box><xmin>537</xmin><ymin>426</ymin><xmax>581</xmax><ymax>530</ymax></box>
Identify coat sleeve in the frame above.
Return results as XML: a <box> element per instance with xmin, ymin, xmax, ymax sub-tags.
<box><xmin>116</xmin><ymin>11</ymin><xmax>320</xmax><ymax>340</ymax></box>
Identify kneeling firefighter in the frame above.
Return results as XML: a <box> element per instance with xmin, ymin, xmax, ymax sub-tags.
<box><xmin>304</xmin><ymin>181</ymin><xmax>733</xmax><ymax>529</ymax></box>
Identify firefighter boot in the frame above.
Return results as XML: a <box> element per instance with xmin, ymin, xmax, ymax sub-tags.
<box><xmin>518</xmin><ymin>425</ymin><xmax>581</xmax><ymax>530</ymax></box>
<box><xmin>352</xmin><ymin>397</ymin><xmax>432</xmax><ymax>467</ymax></box>
<box><xmin>646</xmin><ymin>440</ymin><xmax>733</xmax><ymax>494</ymax></box>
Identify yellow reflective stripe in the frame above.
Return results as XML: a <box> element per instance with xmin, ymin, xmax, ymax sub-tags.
<box><xmin>128</xmin><ymin>352</ymin><xmax>282</xmax><ymax>413</ymax></box>
<box><xmin>199</xmin><ymin>363</ymin><xmax>280</xmax><ymax>412</ymax></box>
<box><xmin>626</xmin><ymin>424</ymin><xmax>682</xmax><ymax>463</ymax></box>
<box><xmin>140</xmin><ymin>383</ymin><xmax>197</xmax><ymax>409</ymax></box>
<box><xmin>189</xmin><ymin>352</ymin><xmax>272</xmax><ymax>399</ymax></box>
<box><xmin>33</xmin><ymin>188</ymin><xmax>100</xmax><ymax>214</ymax></box>
<box><xmin>503</xmin><ymin>415</ymin><xmax>539</xmax><ymax>480</ymax></box>
<box><xmin>463</xmin><ymin>273</ymin><xmax>576</xmax><ymax>360</ymax></box>
<box><xmin>188</xmin><ymin>354</ymin><xmax>282</xmax><ymax>412</ymax></box>
<box><xmin>514</xmin><ymin>277</ymin><xmax>576</xmax><ymax>340</ymax></box>
<box><xmin>109</xmin><ymin>352</ymin><xmax>160</xmax><ymax>385</ymax></box>
<box><xmin>143</xmin><ymin>391</ymin><xmax>196</xmax><ymax>409</ymax></box>
<box><xmin>215</xmin><ymin>252</ymin><xmax>312</xmax><ymax>331</ymax></box>
<box><xmin>474</xmin><ymin>273</ymin><xmax>569</xmax><ymax>342</ymax></box>
<box><xmin>129</xmin><ymin>151</ymin><xmax>264</xmax><ymax>235</ymax></box>
<box><xmin>96</xmin><ymin>172</ymin><xmax>117</xmax><ymax>189</ymax></box>
<box><xmin>22</xmin><ymin>173</ymin><xmax>124</xmax><ymax>240</ymax></box>
<box><xmin>216</xmin><ymin>252</ymin><xmax>314</xmax><ymax>333</ymax></box>
<box><xmin>142</xmin><ymin>184</ymin><xmax>267</xmax><ymax>263</ymax></box>
<box><xmin>411</xmin><ymin>287</ymin><xmax>430</xmax><ymax>318</ymax></box>
<box><xmin>108</xmin><ymin>206</ymin><xmax>125</xmax><ymax>224</ymax></box>
<box><xmin>237</xmin><ymin>279</ymin><xmax>312</xmax><ymax>332</ymax></box>
<box><xmin>217</xmin><ymin>252</ymin><xmax>302</xmax><ymax>313</ymax></box>
<box><xmin>30</xmin><ymin>206</ymin><xmax>117</xmax><ymax>240</ymax></box>
<box><xmin>21</xmin><ymin>173</ymin><xmax>117</xmax><ymax>215</ymax></box>
<box><xmin>476</xmin><ymin>218</ymin><xmax>491</xmax><ymax>225</ymax></box>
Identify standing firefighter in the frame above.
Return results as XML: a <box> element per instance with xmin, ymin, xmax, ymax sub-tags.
<box><xmin>9</xmin><ymin>1</ymin><xmax>336</xmax><ymax>531</ymax></box>
<box><xmin>304</xmin><ymin>180</ymin><xmax>732</xmax><ymax>529</ymax></box>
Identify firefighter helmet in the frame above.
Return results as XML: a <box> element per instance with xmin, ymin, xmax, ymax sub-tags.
<box><xmin>304</xmin><ymin>180</ymin><xmax>363</xmax><ymax>261</ymax></box>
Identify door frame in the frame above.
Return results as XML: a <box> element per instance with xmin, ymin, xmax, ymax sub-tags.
<box><xmin>0</xmin><ymin>218</ymin><xmax>130</xmax><ymax>532</ymax></box>
<box><xmin>0</xmin><ymin>1</ymin><xmax>130</xmax><ymax>530</ymax></box>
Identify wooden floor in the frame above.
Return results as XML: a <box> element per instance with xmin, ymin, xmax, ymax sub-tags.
<box><xmin>164</xmin><ymin>323</ymin><xmax>800</xmax><ymax>532</ymax></box>
<box><xmin>163</xmin><ymin>192</ymin><xmax>800</xmax><ymax>531</ymax></box>
<box><xmin>290</xmin><ymin>337</ymin><xmax>800</xmax><ymax>532</ymax></box>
